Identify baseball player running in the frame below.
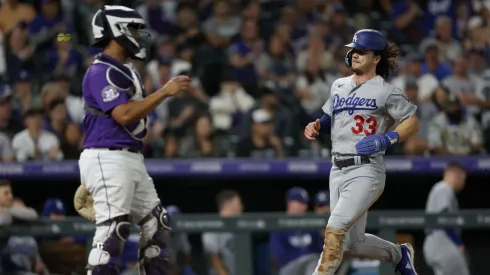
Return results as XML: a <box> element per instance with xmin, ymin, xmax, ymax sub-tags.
<box><xmin>423</xmin><ymin>161</ymin><xmax>469</xmax><ymax>275</ymax></box>
<box><xmin>78</xmin><ymin>5</ymin><xmax>190</xmax><ymax>275</ymax></box>
<box><xmin>304</xmin><ymin>29</ymin><xmax>420</xmax><ymax>275</ymax></box>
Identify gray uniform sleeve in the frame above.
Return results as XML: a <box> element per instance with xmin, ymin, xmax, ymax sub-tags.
<box><xmin>427</xmin><ymin>188</ymin><xmax>454</xmax><ymax>213</ymax></box>
<box><xmin>385</xmin><ymin>87</ymin><xmax>417</xmax><ymax>121</ymax></box>
<box><xmin>8</xmin><ymin>207</ymin><xmax>39</xmax><ymax>221</ymax></box>
<box><xmin>0</xmin><ymin>210</ymin><xmax>13</xmax><ymax>226</ymax></box>
<box><xmin>202</xmin><ymin>233</ymin><xmax>220</xmax><ymax>254</ymax></box>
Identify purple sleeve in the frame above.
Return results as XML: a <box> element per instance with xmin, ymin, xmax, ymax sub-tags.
<box><xmin>320</xmin><ymin>114</ymin><xmax>331</xmax><ymax>133</ymax></box>
<box><xmin>87</xmin><ymin>65</ymin><xmax>133</xmax><ymax>113</ymax></box>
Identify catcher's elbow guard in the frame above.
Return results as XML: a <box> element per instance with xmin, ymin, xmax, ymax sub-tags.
<box><xmin>74</xmin><ymin>185</ymin><xmax>96</xmax><ymax>221</ymax></box>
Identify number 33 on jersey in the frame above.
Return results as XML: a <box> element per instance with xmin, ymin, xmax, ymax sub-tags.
<box><xmin>322</xmin><ymin>75</ymin><xmax>417</xmax><ymax>155</ymax></box>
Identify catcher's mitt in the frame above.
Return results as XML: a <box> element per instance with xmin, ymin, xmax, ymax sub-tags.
<box><xmin>74</xmin><ymin>185</ymin><xmax>96</xmax><ymax>221</ymax></box>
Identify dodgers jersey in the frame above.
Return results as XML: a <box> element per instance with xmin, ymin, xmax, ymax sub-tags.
<box><xmin>82</xmin><ymin>54</ymin><xmax>148</xmax><ymax>151</ymax></box>
<box><xmin>322</xmin><ymin>75</ymin><xmax>417</xmax><ymax>156</ymax></box>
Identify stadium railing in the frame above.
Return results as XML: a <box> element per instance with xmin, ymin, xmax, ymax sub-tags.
<box><xmin>2</xmin><ymin>156</ymin><xmax>490</xmax><ymax>179</ymax></box>
<box><xmin>2</xmin><ymin>211</ymin><xmax>490</xmax><ymax>275</ymax></box>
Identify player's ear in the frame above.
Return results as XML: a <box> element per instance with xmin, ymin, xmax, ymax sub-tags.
<box><xmin>373</xmin><ymin>54</ymin><xmax>381</xmax><ymax>65</ymax></box>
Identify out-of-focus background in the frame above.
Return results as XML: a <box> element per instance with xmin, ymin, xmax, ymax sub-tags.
<box><xmin>0</xmin><ymin>0</ymin><xmax>490</xmax><ymax>274</ymax></box>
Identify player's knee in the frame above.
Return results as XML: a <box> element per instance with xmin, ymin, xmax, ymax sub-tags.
<box><xmin>87</xmin><ymin>215</ymin><xmax>131</xmax><ymax>271</ymax></box>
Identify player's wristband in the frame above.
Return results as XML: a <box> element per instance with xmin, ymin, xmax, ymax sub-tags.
<box><xmin>383</xmin><ymin>132</ymin><xmax>399</xmax><ymax>147</ymax></box>
<box><xmin>319</xmin><ymin>114</ymin><xmax>331</xmax><ymax>133</ymax></box>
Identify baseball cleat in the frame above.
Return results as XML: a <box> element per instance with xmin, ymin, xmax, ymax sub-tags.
<box><xmin>394</xmin><ymin>243</ymin><xmax>417</xmax><ymax>275</ymax></box>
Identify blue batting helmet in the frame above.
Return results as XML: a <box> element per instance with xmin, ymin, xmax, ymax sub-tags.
<box><xmin>344</xmin><ymin>29</ymin><xmax>387</xmax><ymax>68</ymax></box>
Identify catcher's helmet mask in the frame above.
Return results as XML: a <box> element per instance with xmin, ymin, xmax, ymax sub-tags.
<box><xmin>92</xmin><ymin>5</ymin><xmax>151</xmax><ymax>61</ymax></box>
<box><xmin>344</xmin><ymin>29</ymin><xmax>388</xmax><ymax>68</ymax></box>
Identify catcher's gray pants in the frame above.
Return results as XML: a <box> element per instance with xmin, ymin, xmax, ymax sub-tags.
<box><xmin>279</xmin><ymin>254</ymin><xmax>319</xmax><ymax>275</ymax></box>
<box><xmin>423</xmin><ymin>231</ymin><xmax>470</xmax><ymax>275</ymax></box>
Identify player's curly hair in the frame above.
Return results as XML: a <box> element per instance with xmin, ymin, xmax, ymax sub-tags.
<box><xmin>376</xmin><ymin>42</ymin><xmax>399</xmax><ymax>79</ymax></box>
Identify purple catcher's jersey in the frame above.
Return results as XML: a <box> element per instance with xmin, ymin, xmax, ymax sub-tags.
<box><xmin>82</xmin><ymin>54</ymin><xmax>148</xmax><ymax>151</ymax></box>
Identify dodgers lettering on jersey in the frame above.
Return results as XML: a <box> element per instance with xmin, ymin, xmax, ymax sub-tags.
<box><xmin>323</xmin><ymin>75</ymin><xmax>417</xmax><ymax>156</ymax></box>
<box><xmin>82</xmin><ymin>54</ymin><xmax>148</xmax><ymax>151</ymax></box>
<box><xmin>269</xmin><ymin>230</ymin><xmax>323</xmax><ymax>268</ymax></box>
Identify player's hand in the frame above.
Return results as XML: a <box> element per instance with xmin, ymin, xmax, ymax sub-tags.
<box><xmin>304</xmin><ymin>119</ymin><xmax>321</xmax><ymax>140</ymax></box>
<box><xmin>356</xmin><ymin>134</ymin><xmax>388</xmax><ymax>156</ymax></box>
<box><xmin>161</xmin><ymin>76</ymin><xmax>191</xmax><ymax>96</ymax></box>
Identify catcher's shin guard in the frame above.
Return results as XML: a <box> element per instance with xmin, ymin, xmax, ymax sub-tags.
<box><xmin>86</xmin><ymin>215</ymin><xmax>131</xmax><ymax>275</ymax></box>
<box><xmin>138</xmin><ymin>204</ymin><xmax>172</xmax><ymax>275</ymax></box>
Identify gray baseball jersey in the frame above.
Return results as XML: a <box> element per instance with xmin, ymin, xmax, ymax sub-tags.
<box><xmin>322</xmin><ymin>75</ymin><xmax>417</xmax><ymax>156</ymax></box>
<box><xmin>423</xmin><ymin>181</ymin><xmax>469</xmax><ymax>275</ymax></box>
<box><xmin>313</xmin><ymin>75</ymin><xmax>416</xmax><ymax>274</ymax></box>
<box><xmin>202</xmin><ymin>232</ymin><xmax>235</xmax><ymax>275</ymax></box>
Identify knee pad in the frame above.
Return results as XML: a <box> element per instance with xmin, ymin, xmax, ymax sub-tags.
<box><xmin>86</xmin><ymin>215</ymin><xmax>131</xmax><ymax>275</ymax></box>
<box><xmin>137</xmin><ymin>204</ymin><xmax>172</xmax><ymax>275</ymax></box>
<box><xmin>316</xmin><ymin>227</ymin><xmax>346</xmax><ymax>275</ymax></box>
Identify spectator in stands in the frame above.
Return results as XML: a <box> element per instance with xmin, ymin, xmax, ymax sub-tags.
<box><xmin>420</xmin><ymin>38</ymin><xmax>452</xmax><ymax>81</ymax></box>
<box><xmin>29</xmin><ymin>0</ymin><xmax>69</xmax><ymax>50</ymax></box>
<box><xmin>391</xmin><ymin>53</ymin><xmax>439</xmax><ymax>102</ymax></box>
<box><xmin>45</xmin><ymin>99</ymin><xmax>82</xmax><ymax>159</ymax></box>
<box><xmin>180</xmin><ymin>114</ymin><xmax>226</xmax><ymax>158</ymax></box>
<box><xmin>146</xmin><ymin>56</ymin><xmax>173</xmax><ymax>95</ymax></box>
<box><xmin>5</xmin><ymin>23</ymin><xmax>36</xmax><ymax>80</ymax></box>
<box><xmin>12</xmin><ymin>108</ymin><xmax>64</xmax><ymax>161</ymax></box>
<box><xmin>44</xmin><ymin>31</ymin><xmax>83</xmax><ymax>78</ymax></box>
<box><xmin>244</xmin><ymin>86</ymin><xmax>292</xmax><ymax>139</ymax></box>
<box><xmin>295</xmin><ymin>33</ymin><xmax>334</xmax><ymax>73</ymax></box>
<box><xmin>167</xmin><ymin>74</ymin><xmax>208</xmax><ymax>136</ymax></box>
<box><xmin>443</xmin><ymin>56</ymin><xmax>482</xmax><ymax>116</ymax></box>
<box><xmin>256</xmin><ymin>35</ymin><xmax>296</xmax><ymax>95</ymax></box>
<box><xmin>0</xmin><ymin>132</ymin><xmax>14</xmax><ymax>162</ymax></box>
<box><xmin>431</xmin><ymin>16</ymin><xmax>462</xmax><ymax>63</ymax></box>
<box><xmin>209</xmin><ymin>70</ymin><xmax>254</xmax><ymax>134</ymax></box>
<box><xmin>327</xmin><ymin>3</ymin><xmax>355</xmax><ymax>47</ymax></box>
<box><xmin>241</xmin><ymin>1</ymin><xmax>267</xmax><ymax>37</ymax></box>
<box><xmin>390</xmin><ymin>0</ymin><xmax>426</xmax><ymax>44</ymax></box>
<box><xmin>428</xmin><ymin>87</ymin><xmax>483</xmax><ymax>155</ymax></box>
<box><xmin>236</xmin><ymin>108</ymin><xmax>284</xmax><ymax>158</ymax></box>
<box><xmin>313</xmin><ymin>190</ymin><xmax>330</xmax><ymax>215</ymax></box>
<box><xmin>163</xmin><ymin>128</ymin><xmax>180</xmax><ymax>159</ymax></box>
<box><xmin>398</xmin><ymin>78</ymin><xmax>437</xmax><ymax>155</ymax></box>
<box><xmin>74</xmin><ymin>0</ymin><xmax>104</xmax><ymax>46</ymax></box>
<box><xmin>295</xmin><ymin>57</ymin><xmax>330</xmax><ymax>125</ymax></box>
<box><xmin>50</xmin><ymin>75</ymin><xmax>84</xmax><ymax>124</ymax></box>
<box><xmin>171</xmin><ymin>4</ymin><xmax>205</xmax><ymax>61</ymax></box>
<box><xmin>202</xmin><ymin>0</ymin><xmax>241</xmax><ymax>49</ymax></box>
<box><xmin>11</xmin><ymin>70</ymin><xmax>34</xmax><ymax>112</ymax></box>
<box><xmin>269</xmin><ymin>187</ymin><xmax>322</xmax><ymax>275</ymax></box>
<box><xmin>467</xmin><ymin>47</ymin><xmax>488</xmax><ymax>78</ymax></box>
<box><xmin>0</xmin><ymin>0</ymin><xmax>36</xmax><ymax>34</ymax></box>
<box><xmin>326</xmin><ymin>48</ymin><xmax>354</xmax><ymax>87</ymax></box>
<box><xmin>136</xmin><ymin>0</ymin><xmax>176</xmax><ymax>39</ymax></box>
<box><xmin>202</xmin><ymin>189</ymin><xmax>243</xmax><ymax>275</ymax></box>
<box><xmin>0</xmin><ymin>84</ymin><xmax>23</xmax><ymax>139</ymax></box>
<box><xmin>228</xmin><ymin>20</ymin><xmax>262</xmax><ymax>97</ymax></box>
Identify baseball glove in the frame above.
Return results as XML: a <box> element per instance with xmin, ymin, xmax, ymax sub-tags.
<box><xmin>74</xmin><ymin>185</ymin><xmax>96</xmax><ymax>221</ymax></box>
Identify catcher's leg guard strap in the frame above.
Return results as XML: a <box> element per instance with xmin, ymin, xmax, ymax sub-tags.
<box><xmin>86</xmin><ymin>215</ymin><xmax>131</xmax><ymax>275</ymax></box>
<box><xmin>315</xmin><ymin>227</ymin><xmax>346</xmax><ymax>275</ymax></box>
<box><xmin>138</xmin><ymin>204</ymin><xmax>171</xmax><ymax>275</ymax></box>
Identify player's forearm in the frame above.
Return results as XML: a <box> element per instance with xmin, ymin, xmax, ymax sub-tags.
<box><xmin>115</xmin><ymin>91</ymin><xmax>170</xmax><ymax>126</ymax></box>
<box><xmin>393</xmin><ymin>116</ymin><xmax>419</xmax><ymax>142</ymax></box>
<box><xmin>210</xmin><ymin>254</ymin><xmax>228</xmax><ymax>274</ymax></box>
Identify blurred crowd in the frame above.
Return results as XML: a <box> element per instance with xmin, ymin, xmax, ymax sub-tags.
<box><xmin>0</xmin><ymin>0</ymin><xmax>490</xmax><ymax>162</ymax></box>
